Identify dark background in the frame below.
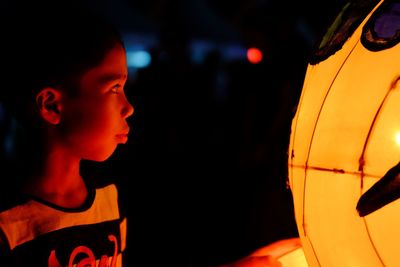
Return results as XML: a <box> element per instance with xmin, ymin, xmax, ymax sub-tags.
<box><xmin>1</xmin><ymin>0</ymin><xmax>346</xmax><ymax>266</ymax></box>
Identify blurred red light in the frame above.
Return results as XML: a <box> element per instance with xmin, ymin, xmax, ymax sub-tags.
<box><xmin>247</xmin><ymin>47</ymin><xmax>263</xmax><ymax>64</ymax></box>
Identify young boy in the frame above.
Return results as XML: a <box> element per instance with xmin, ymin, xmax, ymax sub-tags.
<box><xmin>0</xmin><ymin>4</ymin><xmax>133</xmax><ymax>266</ymax></box>
<box><xmin>0</xmin><ymin>3</ymin><xmax>286</xmax><ymax>267</ymax></box>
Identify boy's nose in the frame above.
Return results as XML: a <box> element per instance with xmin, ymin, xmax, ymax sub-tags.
<box><xmin>122</xmin><ymin>96</ymin><xmax>134</xmax><ymax>119</ymax></box>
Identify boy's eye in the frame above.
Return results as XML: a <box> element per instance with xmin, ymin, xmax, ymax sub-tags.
<box><xmin>111</xmin><ymin>85</ymin><xmax>121</xmax><ymax>94</ymax></box>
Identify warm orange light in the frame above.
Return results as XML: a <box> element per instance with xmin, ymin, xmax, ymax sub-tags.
<box><xmin>247</xmin><ymin>47</ymin><xmax>263</xmax><ymax>64</ymax></box>
<box><xmin>396</xmin><ymin>132</ymin><xmax>400</xmax><ymax>145</ymax></box>
<box><xmin>288</xmin><ymin>0</ymin><xmax>400</xmax><ymax>266</ymax></box>
<box><xmin>251</xmin><ymin>238</ymin><xmax>307</xmax><ymax>266</ymax></box>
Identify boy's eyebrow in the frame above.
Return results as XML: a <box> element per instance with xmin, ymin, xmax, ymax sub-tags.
<box><xmin>99</xmin><ymin>73</ymin><xmax>128</xmax><ymax>83</ymax></box>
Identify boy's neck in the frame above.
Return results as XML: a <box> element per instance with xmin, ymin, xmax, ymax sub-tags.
<box><xmin>23</xmin><ymin>149</ymin><xmax>89</xmax><ymax>209</ymax></box>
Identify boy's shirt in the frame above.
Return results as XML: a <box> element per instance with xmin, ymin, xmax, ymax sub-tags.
<box><xmin>0</xmin><ymin>183</ymin><xmax>126</xmax><ymax>267</ymax></box>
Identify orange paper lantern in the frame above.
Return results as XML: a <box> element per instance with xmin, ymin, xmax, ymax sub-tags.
<box><xmin>288</xmin><ymin>0</ymin><xmax>400</xmax><ymax>266</ymax></box>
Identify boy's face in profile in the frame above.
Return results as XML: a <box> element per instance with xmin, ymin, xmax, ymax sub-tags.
<box><xmin>58</xmin><ymin>44</ymin><xmax>134</xmax><ymax>162</ymax></box>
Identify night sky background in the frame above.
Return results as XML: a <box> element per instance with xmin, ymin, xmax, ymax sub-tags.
<box><xmin>2</xmin><ymin>0</ymin><xmax>347</xmax><ymax>266</ymax></box>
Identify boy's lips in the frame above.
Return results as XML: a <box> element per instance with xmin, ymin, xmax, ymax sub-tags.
<box><xmin>116</xmin><ymin>128</ymin><xmax>130</xmax><ymax>142</ymax></box>
<box><xmin>118</xmin><ymin>127</ymin><xmax>130</xmax><ymax>135</ymax></box>
<box><xmin>116</xmin><ymin>133</ymin><xmax>128</xmax><ymax>143</ymax></box>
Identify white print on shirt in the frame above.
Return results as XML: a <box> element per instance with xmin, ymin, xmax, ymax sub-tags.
<box><xmin>47</xmin><ymin>234</ymin><xmax>118</xmax><ymax>267</ymax></box>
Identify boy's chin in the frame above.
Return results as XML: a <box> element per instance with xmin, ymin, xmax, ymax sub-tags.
<box><xmin>87</xmin><ymin>149</ymin><xmax>118</xmax><ymax>162</ymax></box>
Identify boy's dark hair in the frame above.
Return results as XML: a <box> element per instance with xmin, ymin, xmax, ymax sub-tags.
<box><xmin>1</xmin><ymin>3</ymin><xmax>125</xmax><ymax>124</ymax></box>
<box><xmin>0</xmin><ymin>2</ymin><xmax>125</xmax><ymax>182</ymax></box>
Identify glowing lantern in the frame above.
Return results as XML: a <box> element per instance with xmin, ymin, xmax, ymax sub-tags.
<box><xmin>288</xmin><ymin>0</ymin><xmax>400</xmax><ymax>266</ymax></box>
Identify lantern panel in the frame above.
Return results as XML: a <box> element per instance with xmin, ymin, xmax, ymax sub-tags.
<box><xmin>362</xmin><ymin>176</ymin><xmax>400</xmax><ymax>266</ymax></box>
<box><xmin>303</xmin><ymin>170</ymin><xmax>382</xmax><ymax>267</ymax></box>
<box><xmin>307</xmin><ymin>39</ymin><xmax>395</xmax><ymax>172</ymax></box>
<box><xmin>363</xmin><ymin>76</ymin><xmax>400</xmax><ymax>176</ymax></box>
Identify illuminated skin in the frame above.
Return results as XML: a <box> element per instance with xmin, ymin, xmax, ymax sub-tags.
<box><xmin>58</xmin><ymin>43</ymin><xmax>133</xmax><ymax>162</ymax></box>
<box><xmin>24</xmin><ymin>43</ymin><xmax>134</xmax><ymax>209</ymax></box>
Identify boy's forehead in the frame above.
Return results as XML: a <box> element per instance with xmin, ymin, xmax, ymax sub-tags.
<box><xmin>98</xmin><ymin>73</ymin><xmax>128</xmax><ymax>83</ymax></box>
<box><xmin>82</xmin><ymin>68</ymin><xmax>128</xmax><ymax>86</ymax></box>
<box><xmin>84</xmin><ymin>45</ymin><xmax>128</xmax><ymax>82</ymax></box>
<box><xmin>77</xmin><ymin>56</ymin><xmax>127</xmax><ymax>92</ymax></box>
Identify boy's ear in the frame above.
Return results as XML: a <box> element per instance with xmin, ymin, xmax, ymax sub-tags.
<box><xmin>36</xmin><ymin>87</ymin><xmax>63</xmax><ymax>125</ymax></box>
